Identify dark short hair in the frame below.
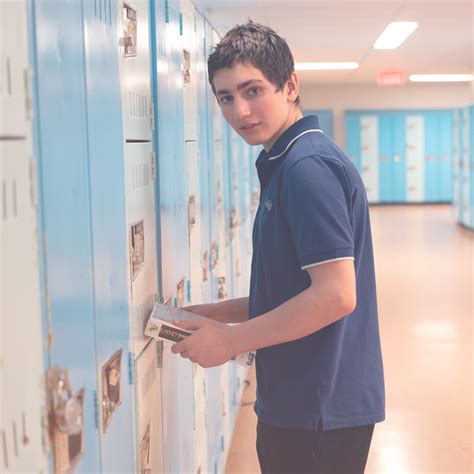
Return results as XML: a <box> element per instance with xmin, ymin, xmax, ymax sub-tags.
<box><xmin>207</xmin><ymin>21</ymin><xmax>300</xmax><ymax>106</ymax></box>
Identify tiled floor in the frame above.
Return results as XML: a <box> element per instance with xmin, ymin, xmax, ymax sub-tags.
<box><xmin>225</xmin><ymin>205</ymin><xmax>473</xmax><ymax>473</ymax></box>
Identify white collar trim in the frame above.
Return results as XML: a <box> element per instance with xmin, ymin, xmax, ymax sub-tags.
<box><xmin>267</xmin><ymin>129</ymin><xmax>323</xmax><ymax>161</ymax></box>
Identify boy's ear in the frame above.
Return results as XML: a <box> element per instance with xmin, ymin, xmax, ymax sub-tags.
<box><xmin>286</xmin><ymin>71</ymin><xmax>300</xmax><ymax>103</ymax></box>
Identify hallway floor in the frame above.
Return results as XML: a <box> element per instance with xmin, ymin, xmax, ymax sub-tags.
<box><xmin>225</xmin><ymin>205</ymin><xmax>473</xmax><ymax>473</ymax></box>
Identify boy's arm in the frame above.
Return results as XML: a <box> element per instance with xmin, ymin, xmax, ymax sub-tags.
<box><xmin>184</xmin><ymin>297</ymin><xmax>249</xmax><ymax>324</ymax></box>
<box><xmin>171</xmin><ymin>259</ymin><xmax>356</xmax><ymax>366</ymax></box>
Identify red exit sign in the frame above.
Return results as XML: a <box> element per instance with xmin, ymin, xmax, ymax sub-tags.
<box><xmin>378</xmin><ymin>72</ymin><xmax>405</xmax><ymax>86</ymax></box>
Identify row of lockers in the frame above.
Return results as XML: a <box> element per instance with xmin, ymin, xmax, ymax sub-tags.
<box><xmin>1</xmin><ymin>1</ymin><xmax>259</xmax><ymax>473</ymax></box>
<box><xmin>345</xmin><ymin>109</ymin><xmax>456</xmax><ymax>204</ymax></box>
<box><xmin>453</xmin><ymin>105</ymin><xmax>474</xmax><ymax>229</ymax></box>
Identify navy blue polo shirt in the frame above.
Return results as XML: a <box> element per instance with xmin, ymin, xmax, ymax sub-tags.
<box><xmin>249</xmin><ymin>115</ymin><xmax>385</xmax><ymax>430</ymax></box>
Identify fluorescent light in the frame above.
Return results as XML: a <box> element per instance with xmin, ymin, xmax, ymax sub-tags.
<box><xmin>373</xmin><ymin>21</ymin><xmax>418</xmax><ymax>49</ymax></box>
<box><xmin>409</xmin><ymin>74</ymin><xmax>473</xmax><ymax>82</ymax></box>
<box><xmin>295</xmin><ymin>62</ymin><xmax>359</xmax><ymax>71</ymax></box>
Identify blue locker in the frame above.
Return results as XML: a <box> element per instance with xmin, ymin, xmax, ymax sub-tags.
<box><xmin>345</xmin><ymin>112</ymin><xmax>361</xmax><ymax>170</ymax></box>
<box><xmin>470</xmin><ymin>106</ymin><xmax>474</xmax><ymax>228</ymax></box>
<box><xmin>391</xmin><ymin>113</ymin><xmax>407</xmax><ymax>202</ymax></box>
<box><xmin>304</xmin><ymin>108</ymin><xmax>334</xmax><ymax>139</ymax></box>
<box><xmin>438</xmin><ymin>111</ymin><xmax>454</xmax><ymax>202</ymax></box>
<box><xmin>378</xmin><ymin>114</ymin><xmax>394</xmax><ymax>203</ymax></box>
<box><xmin>82</xmin><ymin>1</ymin><xmax>135</xmax><ymax>471</ymax></box>
<box><xmin>30</xmin><ymin>0</ymin><xmax>100</xmax><ymax>471</ymax></box>
<box><xmin>424</xmin><ymin>112</ymin><xmax>439</xmax><ymax>202</ymax></box>
<box><xmin>150</xmin><ymin>1</ymin><xmax>195</xmax><ymax>473</ymax></box>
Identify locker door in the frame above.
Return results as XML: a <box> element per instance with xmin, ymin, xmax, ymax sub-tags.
<box><xmin>31</xmin><ymin>0</ymin><xmax>101</xmax><ymax>470</ymax></box>
<box><xmin>1</xmin><ymin>2</ymin><xmax>48</xmax><ymax>471</ymax></box>
<box><xmin>360</xmin><ymin>115</ymin><xmax>379</xmax><ymax>203</ymax></box>
<box><xmin>461</xmin><ymin>108</ymin><xmax>470</xmax><ymax>225</ymax></box>
<box><xmin>151</xmin><ymin>3</ymin><xmax>195</xmax><ymax>474</ymax></box>
<box><xmin>345</xmin><ymin>112</ymin><xmax>361</xmax><ymax>171</ymax></box>
<box><xmin>134</xmin><ymin>340</ymin><xmax>164</xmax><ymax>474</ymax></box>
<box><xmin>424</xmin><ymin>112</ymin><xmax>439</xmax><ymax>202</ymax></box>
<box><xmin>453</xmin><ymin>110</ymin><xmax>462</xmax><ymax>221</ymax></box>
<box><xmin>378</xmin><ymin>114</ymin><xmax>393</xmax><ymax>202</ymax></box>
<box><xmin>405</xmin><ymin>115</ymin><xmax>425</xmax><ymax>202</ymax></box>
<box><xmin>391</xmin><ymin>113</ymin><xmax>407</xmax><ymax>202</ymax></box>
<box><xmin>468</xmin><ymin>105</ymin><xmax>474</xmax><ymax>229</ymax></box>
<box><xmin>438</xmin><ymin>111</ymin><xmax>454</xmax><ymax>202</ymax></box>
<box><xmin>82</xmin><ymin>1</ymin><xmax>137</xmax><ymax>471</ymax></box>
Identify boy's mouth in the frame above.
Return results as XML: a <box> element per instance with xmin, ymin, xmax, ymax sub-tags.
<box><xmin>240</xmin><ymin>123</ymin><xmax>260</xmax><ymax>131</ymax></box>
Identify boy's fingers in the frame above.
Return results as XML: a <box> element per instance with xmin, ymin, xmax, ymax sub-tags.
<box><xmin>173</xmin><ymin>319</ymin><xmax>205</xmax><ymax>331</ymax></box>
<box><xmin>171</xmin><ymin>340</ymin><xmax>186</xmax><ymax>354</ymax></box>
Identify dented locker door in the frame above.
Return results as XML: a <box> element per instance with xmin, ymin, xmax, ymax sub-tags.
<box><xmin>120</xmin><ymin>0</ymin><xmax>152</xmax><ymax>142</ymax></box>
<box><xmin>124</xmin><ymin>142</ymin><xmax>159</xmax><ymax>357</ymax></box>
<box><xmin>134</xmin><ymin>340</ymin><xmax>165</xmax><ymax>474</ymax></box>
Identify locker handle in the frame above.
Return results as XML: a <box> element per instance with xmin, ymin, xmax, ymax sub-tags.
<box><xmin>393</xmin><ymin>155</ymin><xmax>401</xmax><ymax>163</ymax></box>
<box><xmin>426</xmin><ymin>155</ymin><xmax>434</xmax><ymax>161</ymax></box>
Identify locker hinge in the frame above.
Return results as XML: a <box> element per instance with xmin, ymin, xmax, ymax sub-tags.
<box><xmin>128</xmin><ymin>352</ymin><xmax>134</xmax><ymax>384</ymax></box>
<box><xmin>24</xmin><ymin>68</ymin><xmax>34</xmax><ymax>121</ymax></box>
<box><xmin>149</xmin><ymin>101</ymin><xmax>154</xmax><ymax>131</ymax></box>
<box><xmin>93</xmin><ymin>390</ymin><xmax>100</xmax><ymax>430</ymax></box>
<box><xmin>186</xmin><ymin>280</ymin><xmax>191</xmax><ymax>303</ymax></box>
<box><xmin>179</xmin><ymin>12</ymin><xmax>183</xmax><ymax>35</ymax></box>
<box><xmin>151</xmin><ymin>152</ymin><xmax>157</xmax><ymax>180</ymax></box>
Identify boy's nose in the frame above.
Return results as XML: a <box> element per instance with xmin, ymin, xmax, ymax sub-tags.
<box><xmin>234</xmin><ymin>98</ymin><xmax>251</xmax><ymax>120</ymax></box>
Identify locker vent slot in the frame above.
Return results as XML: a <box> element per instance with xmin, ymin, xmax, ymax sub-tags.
<box><xmin>94</xmin><ymin>0</ymin><xmax>112</xmax><ymax>25</ymax></box>
<box><xmin>1</xmin><ymin>57</ymin><xmax>12</xmax><ymax>96</ymax></box>
<box><xmin>2</xmin><ymin>429</ymin><xmax>8</xmax><ymax>469</ymax></box>
<box><xmin>158</xmin><ymin>34</ymin><xmax>167</xmax><ymax>57</ymax></box>
<box><xmin>132</xmin><ymin>163</ymin><xmax>151</xmax><ymax>190</ymax></box>
<box><xmin>133</xmin><ymin>294</ymin><xmax>156</xmax><ymax>337</ymax></box>
<box><xmin>129</xmin><ymin>92</ymin><xmax>148</xmax><ymax>119</ymax></box>
<box><xmin>142</xmin><ymin>358</ymin><xmax>157</xmax><ymax>400</ymax></box>
<box><xmin>12</xmin><ymin>180</ymin><xmax>17</xmax><ymax>218</ymax></box>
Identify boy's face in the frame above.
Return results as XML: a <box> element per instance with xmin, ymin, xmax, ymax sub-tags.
<box><xmin>213</xmin><ymin>62</ymin><xmax>301</xmax><ymax>151</ymax></box>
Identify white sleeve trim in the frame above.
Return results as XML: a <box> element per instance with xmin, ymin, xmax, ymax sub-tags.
<box><xmin>301</xmin><ymin>256</ymin><xmax>355</xmax><ymax>270</ymax></box>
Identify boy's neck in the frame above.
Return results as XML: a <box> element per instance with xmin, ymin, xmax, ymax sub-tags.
<box><xmin>264</xmin><ymin>107</ymin><xmax>304</xmax><ymax>152</ymax></box>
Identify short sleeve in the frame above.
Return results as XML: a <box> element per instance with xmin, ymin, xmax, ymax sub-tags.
<box><xmin>280</xmin><ymin>157</ymin><xmax>354</xmax><ymax>269</ymax></box>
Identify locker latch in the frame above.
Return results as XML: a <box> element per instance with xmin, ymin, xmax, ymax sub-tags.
<box><xmin>47</xmin><ymin>368</ymin><xmax>85</xmax><ymax>472</ymax></box>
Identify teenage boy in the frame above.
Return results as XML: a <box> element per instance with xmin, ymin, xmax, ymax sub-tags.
<box><xmin>171</xmin><ymin>22</ymin><xmax>385</xmax><ymax>473</ymax></box>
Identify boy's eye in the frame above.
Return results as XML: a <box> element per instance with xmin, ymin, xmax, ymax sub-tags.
<box><xmin>247</xmin><ymin>87</ymin><xmax>261</xmax><ymax>96</ymax></box>
<box><xmin>219</xmin><ymin>95</ymin><xmax>232</xmax><ymax>104</ymax></box>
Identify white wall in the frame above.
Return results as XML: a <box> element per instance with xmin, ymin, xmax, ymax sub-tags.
<box><xmin>299</xmin><ymin>83</ymin><xmax>472</xmax><ymax>148</ymax></box>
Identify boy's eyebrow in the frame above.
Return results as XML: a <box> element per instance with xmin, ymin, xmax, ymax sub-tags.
<box><xmin>216</xmin><ymin>79</ymin><xmax>265</xmax><ymax>96</ymax></box>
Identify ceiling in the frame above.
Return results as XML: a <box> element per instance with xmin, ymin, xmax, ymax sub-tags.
<box><xmin>195</xmin><ymin>0</ymin><xmax>473</xmax><ymax>85</ymax></box>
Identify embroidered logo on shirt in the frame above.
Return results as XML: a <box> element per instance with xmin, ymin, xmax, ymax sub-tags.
<box><xmin>265</xmin><ymin>200</ymin><xmax>273</xmax><ymax>211</ymax></box>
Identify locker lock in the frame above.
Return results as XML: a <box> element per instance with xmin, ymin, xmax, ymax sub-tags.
<box><xmin>47</xmin><ymin>368</ymin><xmax>84</xmax><ymax>435</ymax></box>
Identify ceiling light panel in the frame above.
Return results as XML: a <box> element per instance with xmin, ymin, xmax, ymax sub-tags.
<box><xmin>295</xmin><ymin>62</ymin><xmax>359</xmax><ymax>71</ymax></box>
<box><xmin>373</xmin><ymin>21</ymin><xmax>419</xmax><ymax>50</ymax></box>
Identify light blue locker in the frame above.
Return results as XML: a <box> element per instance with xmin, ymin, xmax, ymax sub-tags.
<box><xmin>82</xmin><ymin>1</ymin><xmax>135</xmax><ymax>471</ymax></box>
<box><xmin>345</xmin><ymin>112</ymin><xmax>361</xmax><ymax>170</ymax></box>
<box><xmin>438</xmin><ymin>111</ymin><xmax>454</xmax><ymax>202</ymax></box>
<box><xmin>469</xmin><ymin>106</ymin><xmax>474</xmax><ymax>229</ymax></box>
<box><xmin>30</xmin><ymin>0</ymin><xmax>101</xmax><ymax>471</ymax></box>
<box><xmin>379</xmin><ymin>113</ymin><xmax>406</xmax><ymax>203</ymax></box>
<box><xmin>424</xmin><ymin>112</ymin><xmax>439</xmax><ymax>202</ymax></box>
<box><xmin>150</xmin><ymin>1</ymin><xmax>195</xmax><ymax>473</ymax></box>
<box><xmin>303</xmin><ymin>109</ymin><xmax>334</xmax><ymax>139</ymax></box>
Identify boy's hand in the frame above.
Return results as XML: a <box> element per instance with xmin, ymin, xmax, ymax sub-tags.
<box><xmin>171</xmin><ymin>319</ymin><xmax>235</xmax><ymax>368</ymax></box>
